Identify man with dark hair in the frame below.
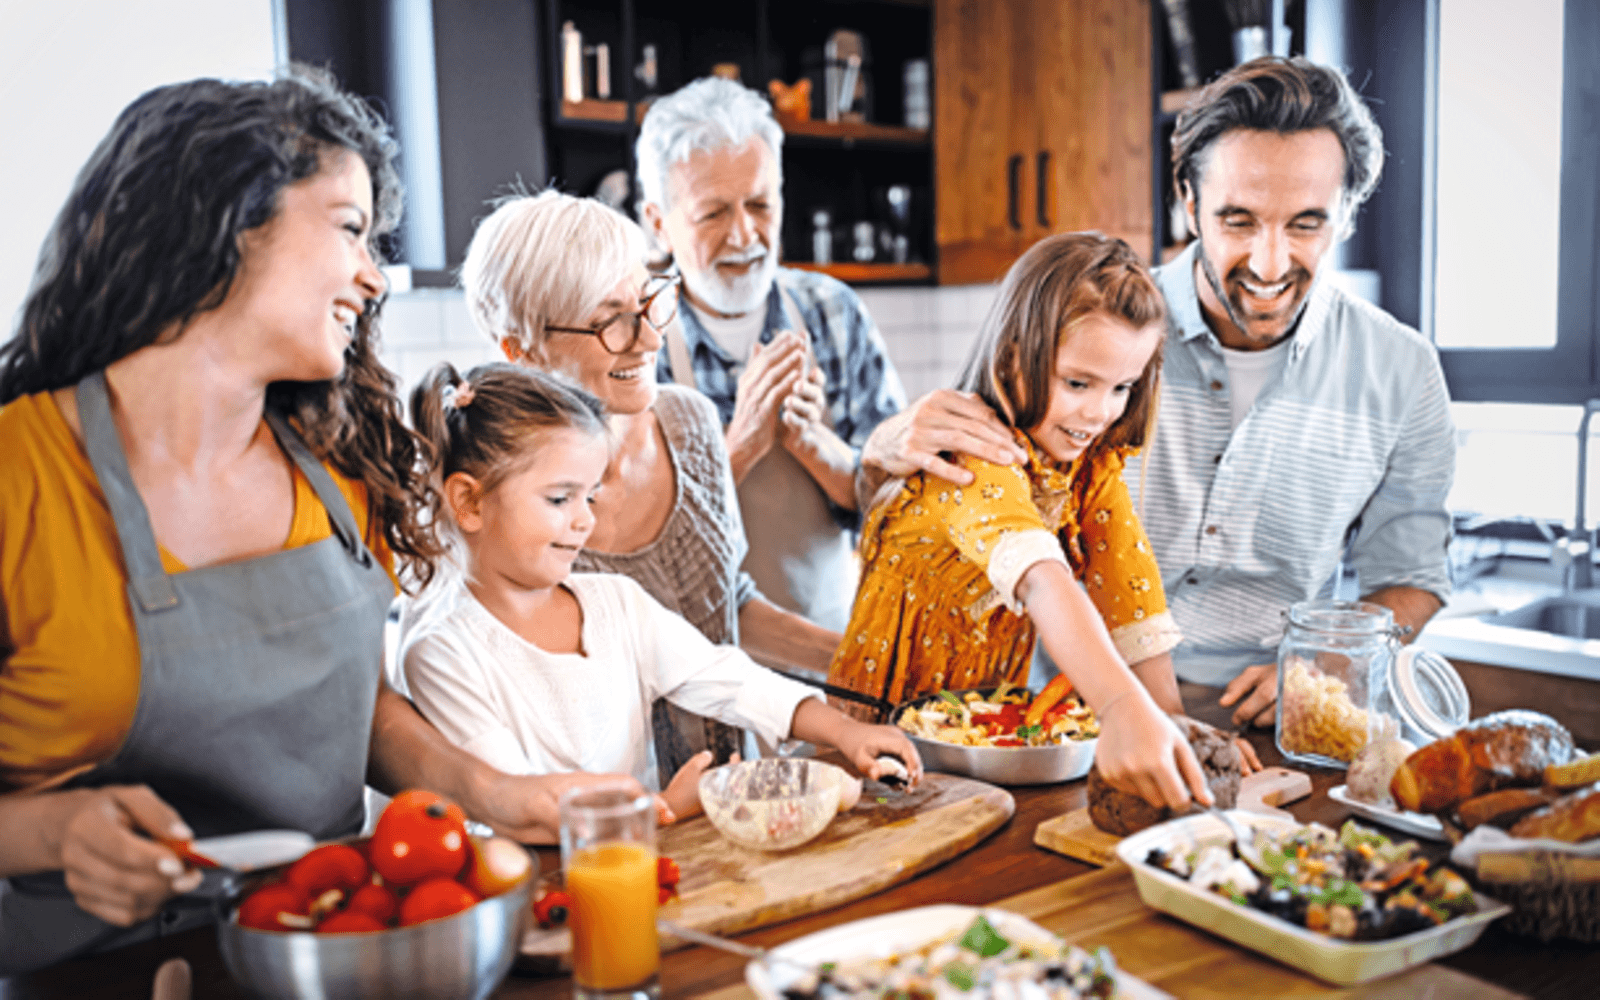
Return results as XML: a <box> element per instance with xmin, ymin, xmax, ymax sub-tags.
<box><xmin>861</xmin><ymin>57</ymin><xmax>1455</xmax><ymax>726</ymax></box>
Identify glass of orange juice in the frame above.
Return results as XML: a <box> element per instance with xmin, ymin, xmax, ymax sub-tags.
<box><xmin>560</xmin><ymin>785</ymin><xmax>660</xmax><ymax>1000</ymax></box>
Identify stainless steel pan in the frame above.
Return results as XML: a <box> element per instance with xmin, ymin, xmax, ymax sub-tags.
<box><xmin>891</xmin><ymin>687</ymin><xmax>1097</xmax><ymax>787</ymax></box>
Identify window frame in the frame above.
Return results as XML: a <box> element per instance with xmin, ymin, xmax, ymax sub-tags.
<box><xmin>1426</xmin><ymin>0</ymin><xmax>1600</xmax><ymax>404</ymax></box>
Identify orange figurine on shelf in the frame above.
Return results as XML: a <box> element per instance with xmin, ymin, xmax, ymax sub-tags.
<box><xmin>768</xmin><ymin>78</ymin><xmax>811</xmax><ymax>126</ymax></box>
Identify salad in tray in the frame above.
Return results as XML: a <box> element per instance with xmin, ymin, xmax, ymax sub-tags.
<box><xmin>896</xmin><ymin>677</ymin><xmax>1098</xmax><ymax>749</ymax></box>
<box><xmin>776</xmin><ymin>912</ymin><xmax>1118</xmax><ymax>1000</ymax></box>
<box><xmin>1144</xmin><ymin>818</ymin><xmax>1477</xmax><ymax>941</ymax></box>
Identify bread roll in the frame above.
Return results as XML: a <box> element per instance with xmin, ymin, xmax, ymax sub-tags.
<box><xmin>1455</xmin><ymin>786</ymin><xmax>1562</xmax><ymax>831</ymax></box>
<box><xmin>1509</xmin><ymin>782</ymin><xmax>1600</xmax><ymax>843</ymax></box>
<box><xmin>1389</xmin><ymin>710</ymin><xmax>1574</xmax><ymax>814</ymax></box>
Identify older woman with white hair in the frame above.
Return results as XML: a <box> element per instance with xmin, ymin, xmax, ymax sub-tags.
<box><xmin>442</xmin><ymin>190</ymin><xmax>841</xmax><ymax>782</ymax></box>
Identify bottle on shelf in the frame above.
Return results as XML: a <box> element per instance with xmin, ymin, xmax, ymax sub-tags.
<box><xmin>561</xmin><ymin>21</ymin><xmax>584</xmax><ymax>103</ymax></box>
<box><xmin>812</xmin><ymin>209</ymin><xmax>833</xmax><ymax>265</ymax></box>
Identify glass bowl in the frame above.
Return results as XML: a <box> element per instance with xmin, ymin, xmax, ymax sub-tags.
<box><xmin>698</xmin><ymin>758</ymin><xmax>846</xmax><ymax>851</ymax></box>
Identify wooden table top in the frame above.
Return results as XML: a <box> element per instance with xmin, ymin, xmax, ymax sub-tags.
<box><xmin>6</xmin><ymin>685</ymin><xmax>1595</xmax><ymax>999</ymax></box>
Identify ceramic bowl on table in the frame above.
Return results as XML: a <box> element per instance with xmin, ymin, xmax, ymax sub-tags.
<box><xmin>699</xmin><ymin>758</ymin><xmax>848</xmax><ymax>851</ymax></box>
<box><xmin>214</xmin><ymin>839</ymin><xmax>535</xmax><ymax>1000</ymax></box>
<box><xmin>894</xmin><ymin>688</ymin><xmax>1098</xmax><ymax>786</ymax></box>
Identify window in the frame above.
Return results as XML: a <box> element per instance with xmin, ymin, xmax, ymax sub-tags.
<box><xmin>1428</xmin><ymin>0</ymin><xmax>1600</xmax><ymax>403</ymax></box>
<box><xmin>0</xmin><ymin>1</ymin><xmax>280</xmax><ymax>327</ymax></box>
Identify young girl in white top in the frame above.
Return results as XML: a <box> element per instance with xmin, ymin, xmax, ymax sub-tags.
<box><xmin>399</xmin><ymin>362</ymin><xmax>920</xmax><ymax>827</ymax></box>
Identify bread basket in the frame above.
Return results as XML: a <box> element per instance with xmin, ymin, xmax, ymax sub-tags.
<box><xmin>1456</xmin><ymin>833</ymin><xmax>1600</xmax><ymax>943</ymax></box>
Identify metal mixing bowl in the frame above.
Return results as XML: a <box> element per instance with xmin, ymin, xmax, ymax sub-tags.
<box><xmin>215</xmin><ymin>840</ymin><xmax>535</xmax><ymax>1000</ymax></box>
<box><xmin>896</xmin><ymin>688</ymin><xmax>1098</xmax><ymax>786</ymax></box>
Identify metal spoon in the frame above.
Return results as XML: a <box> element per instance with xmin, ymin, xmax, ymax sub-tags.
<box><xmin>1211</xmin><ymin>809</ymin><xmax>1270</xmax><ymax>875</ymax></box>
<box><xmin>657</xmin><ymin>919</ymin><xmax>811</xmax><ymax>971</ymax></box>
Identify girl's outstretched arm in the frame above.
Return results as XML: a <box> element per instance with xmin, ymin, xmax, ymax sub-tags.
<box><xmin>788</xmin><ymin>699</ymin><xmax>924</xmax><ymax>786</ymax></box>
<box><xmin>1017</xmin><ymin>561</ymin><xmax>1210</xmax><ymax>811</ymax></box>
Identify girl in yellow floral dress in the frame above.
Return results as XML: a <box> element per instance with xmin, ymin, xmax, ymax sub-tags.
<box><xmin>830</xmin><ymin>232</ymin><xmax>1211</xmax><ymax>809</ymax></box>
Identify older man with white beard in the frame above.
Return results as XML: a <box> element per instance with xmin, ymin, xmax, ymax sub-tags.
<box><xmin>639</xmin><ymin>77</ymin><xmax>906</xmax><ymax>637</ymax></box>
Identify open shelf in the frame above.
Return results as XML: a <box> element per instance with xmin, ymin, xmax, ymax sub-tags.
<box><xmin>779</xmin><ymin>119</ymin><xmax>930</xmax><ymax>147</ymax></box>
<box><xmin>787</xmin><ymin>261</ymin><xmax>932</xmax><ymax>284</ymax></box>
<box><xmin>556</xmin><ymin>98</ymin><xmax>652</xmax><ymax>127</ymax></box>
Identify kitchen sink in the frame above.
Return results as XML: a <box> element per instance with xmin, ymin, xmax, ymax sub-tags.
<box><xmin>1481</xmin><ymin>592</ymin><xmax>1600</xmax><ymax>640</ymax></box>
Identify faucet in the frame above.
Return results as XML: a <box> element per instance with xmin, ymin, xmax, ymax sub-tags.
<box><xmin>1573</xmin><ymin>399</ymin><xmax>1600</xmax><ymax>590</ymax></box>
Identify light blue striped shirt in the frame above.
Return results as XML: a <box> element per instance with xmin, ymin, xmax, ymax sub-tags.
<box><xmin>1126</xmin><ymin>244</ymin><xmax>1456</xmax><ymax>685</ymax></box>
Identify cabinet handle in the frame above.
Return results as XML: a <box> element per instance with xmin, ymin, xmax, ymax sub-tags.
<box><xmin>1036</xmin><ymin>151</ymin><xmax>1051</xmax><ymax>229</ymax></box>
<box><xmin>1007</xmin><ymin>154</ymin><xmax>1022</xmax><ymax>231</ymax></box>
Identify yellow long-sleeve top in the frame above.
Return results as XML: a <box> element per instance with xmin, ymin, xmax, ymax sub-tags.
<box><xmin>827</xmin><ymin>428</ymin><xmax>1181</xmax><ymax>713</ymax></box>
<box><xmin>0</xmin><ymin>391</ymin><xmax>394</xmax><ymax>792</ymax></box>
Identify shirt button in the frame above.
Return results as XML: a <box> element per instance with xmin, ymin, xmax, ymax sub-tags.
<box><xmin>1213</xmin><ymin>454</ymin><xmax>1223</xmax><ymax>464</ymax></box>
<box><xmin>1209</xmin><ymin>380</ymin><xmax>1224</xmax><ymax>391</ymax></box>
<box><xmin>1186</xmin><ymin>574</ymin><xmax>1198</xmax><ymax>585</ymax></box>
<box><xmin>1205</xmin><ymin>525</ymin><xmax>1219</xmax><ymax>535</ymax></box>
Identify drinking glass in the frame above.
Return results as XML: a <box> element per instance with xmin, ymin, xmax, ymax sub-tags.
<box><xmin>560</xmin><ymin>785</ymin><xmax>660</xmax><ymax>1000</ymax></box>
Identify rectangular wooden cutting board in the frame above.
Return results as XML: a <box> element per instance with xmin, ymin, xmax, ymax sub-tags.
<box><xmin>522</xmin><ymin>770</ymin><xmax>1014</xmax><ymax>963</ymax></box>
<box><xmin>1034</xmin><ymin>767</ymin><xmax>1312</xmax><ymax>867</ymax></box>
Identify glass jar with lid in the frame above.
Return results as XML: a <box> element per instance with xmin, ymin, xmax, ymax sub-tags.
<box><xmin>1275</xmin><ymin>600</ymin><xmax>1468</xmax><ymax>768</ymax></box>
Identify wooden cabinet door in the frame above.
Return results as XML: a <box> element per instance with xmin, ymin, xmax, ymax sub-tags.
<box><xmin>1031</xmin><ymin>0</ymin><xmax>1152</xmax><ymax>259</ymax></box>
<box><xmin>935</xmin><ymin>0</ymin><xmax>1151</xmax><ymax>285</ymax></box>
<box><xmin>934</xmin><ymin>0</ymin><xmax>1036</xmax><ymax>285</ymax></box>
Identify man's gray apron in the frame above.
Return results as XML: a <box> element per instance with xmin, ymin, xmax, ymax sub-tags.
<box><xmin>666</xmin><ymin>283</ymin><xmax>857</xmax><ymax>636</ymax></box>
<box><xmin>0</xmin><ymin>370</ymin><xmax>393</xmax><ymax>974</ymax></box>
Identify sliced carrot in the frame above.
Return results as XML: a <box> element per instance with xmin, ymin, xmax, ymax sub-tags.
<box><xmin>1023</xmin><ymin>674</ymin><xmax>1074</xmax><ymax>729</ymax></box>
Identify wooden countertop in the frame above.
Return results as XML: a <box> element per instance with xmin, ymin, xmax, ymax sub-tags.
<box><xmin>7</xmin><ymin>685</ymin><xmax>1596</xmax><ymax>998</ymax></box>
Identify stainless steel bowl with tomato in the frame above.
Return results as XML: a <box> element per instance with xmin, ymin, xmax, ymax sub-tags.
<box><xmin>893</xmin><ymin>679</ymin><xmax>1099</xmax><ymax>786</ymax></box>
<box><xmin>215</xmin><ymin>791</ymin><xmax>536</xmax><ymax>1000</ymax></box>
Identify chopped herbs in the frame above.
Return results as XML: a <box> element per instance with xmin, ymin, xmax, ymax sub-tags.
<box><xmin>956</xmin><ymin>914</ymin><xmax>1010</xmax><ymax>957</ymax></box>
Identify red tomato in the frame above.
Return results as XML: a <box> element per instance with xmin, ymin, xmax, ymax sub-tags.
<box><xmin>534</xmin><ymin>889</ymin><xmax>570</xmax><ymax>928</ymax></box>
<box><xmin>656</xmin><ymin>856</ymin><xmax>681</xmax><ymax>888</ymax></box>
<box><xmin>317</xmin><ymin>911</ymin><xmax>386</xmax><ymax>934</ymax></box>
<box><xmin>970</xmin><ymin>712</ymin><xmax>1003</xmax><ymax>728</ymax></box>
<box><xmin>657</xmin><ymin>885</ymin><xmax>675</xmax><ymax>904</ymax></box>
<box><xmin>993</xmin><ymin>738</ymin><xmax>1025</xmax><ymax>747</ymax></box>
<box><xmin>998</xmin><ymin>704</ymin><xmax>1024</xmax><ymax>729</ymax></box>
<box><xmin>459</xmin><ymin>834</ymin><xmax>533</xmax><ymax>898</ymax></box>
<box><xmin>369</xmin><ymin>790</ymin><xmax>469</xmax><ymax>886</ymax></box>
<box><xmin>286</xmin><ymin>844</ymin><xmax>370</xmax><ymax>896</ymax></box>
<box><xmin>236</xmin><ymin>883</ymin><xmax>314</xmax><ymax>932</ymax></box>
<box><xmin>398</xmin><ymin>877</ymin><xmax>481</xmax><ymax>927</ymax></box>
<box><xmin>346</xmin><ymin>883</ymin><xmax>399</xmax><ymax>923</ymax></box>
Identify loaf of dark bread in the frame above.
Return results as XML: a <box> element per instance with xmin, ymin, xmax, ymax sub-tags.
<box><xmin>1389</xmin><ymin>710</ymin><xmax>1575</xmax><ymax>814</ymax></box>
<box><xmin>1087</xmin><ymin>715</ymin><xmax>1242</xmax><ymax>837</ymax></box>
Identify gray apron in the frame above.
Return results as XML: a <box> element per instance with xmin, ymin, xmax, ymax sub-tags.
<box><xmin>665</xmin><ymin>286</ymin><xmax>857</xmax><ymax>635</ymax></box>
<box><xmin>0</xmin><ymin>370</ymin><xmax>392</xmax><ymax>974</ymax></box>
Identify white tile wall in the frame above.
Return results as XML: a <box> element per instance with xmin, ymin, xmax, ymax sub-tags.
<box><xmin>374</xmin><ymin>283</ymin><xmax>1000</xmax><ymax>406</ymax></box>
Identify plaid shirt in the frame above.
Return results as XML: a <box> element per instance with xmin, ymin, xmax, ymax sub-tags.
<box><xmin>658</xmin><ymin>267</ymin><xmax>906</xmax><ymax>523</ymax></box>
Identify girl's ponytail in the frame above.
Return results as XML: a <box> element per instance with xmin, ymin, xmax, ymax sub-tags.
<box><xmin>406</xmin><ymin>362</ymin><xmax>608</xmax><ymax>590</ymax></box>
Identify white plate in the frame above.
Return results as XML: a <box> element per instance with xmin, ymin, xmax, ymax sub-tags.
<box><xmin>1328</xmin><ymin>784</ymin><xmax>1445</xmax><ymax>841</ymax></box>
<box><xmin>1115</xmin><ymin>811</ymin><xmax>1509</xmax><ymax>986</ymax></box>
<box><xmin>744</xmin><ymin>904</ymin><xmax>1168</xmax><ymax>999</ymax></box>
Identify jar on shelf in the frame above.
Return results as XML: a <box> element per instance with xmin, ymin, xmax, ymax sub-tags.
<box><xmin>1275</xmin><ymin>600</ymin><xmax>1467</xmax><ymax>769</ymax></box>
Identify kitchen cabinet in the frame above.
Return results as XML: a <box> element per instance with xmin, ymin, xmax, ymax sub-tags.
<box><xmin>934</xmin><ymin>0</ymin><xmax>1152</xmax><ymax>285</ymax></box>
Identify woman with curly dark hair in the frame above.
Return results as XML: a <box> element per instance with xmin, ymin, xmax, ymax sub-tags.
<box><xmin>0</xmin><ymin>68</ymin><xmax>620</xmax><ymax>972</ymax></box>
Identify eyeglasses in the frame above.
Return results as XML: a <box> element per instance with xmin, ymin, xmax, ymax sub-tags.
<box><xmin>546</xmin><ymin>272</ymin><xmax>680</xmax><ymax>355</ymax></box>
